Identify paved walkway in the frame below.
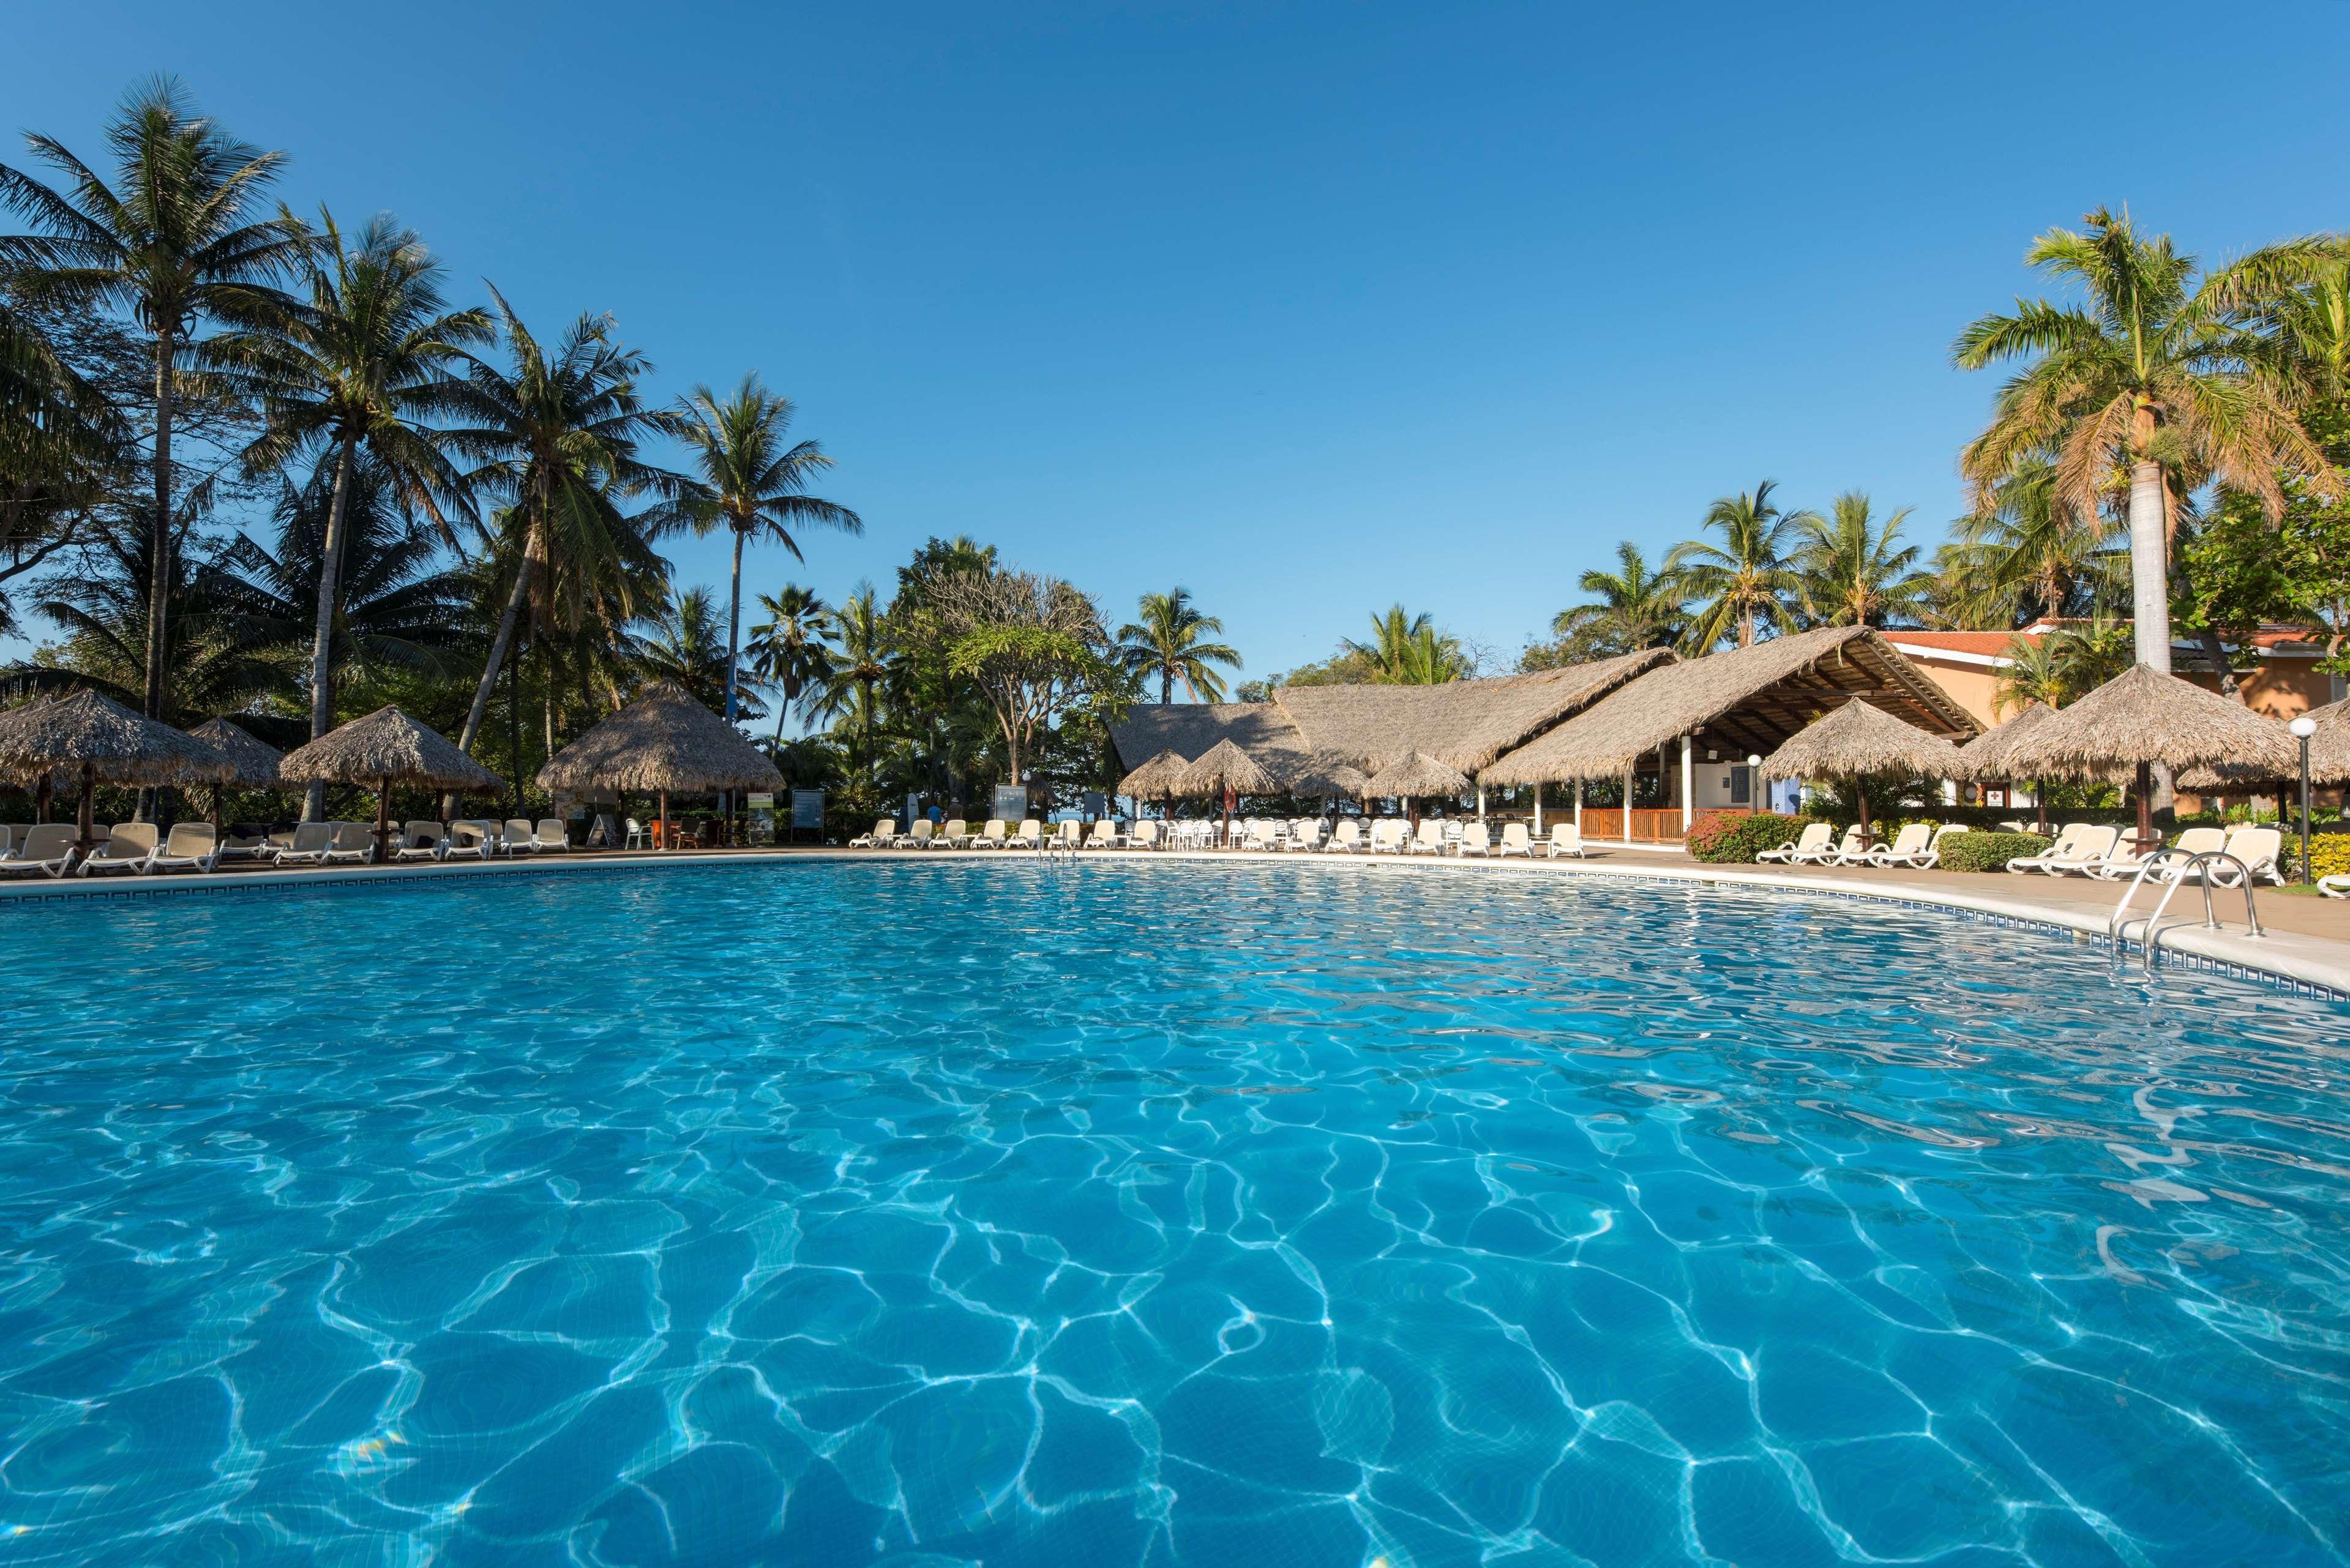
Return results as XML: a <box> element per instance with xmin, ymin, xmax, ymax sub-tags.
<box><xmin>8</xmin><ymin>840</ymin><xmax>2346</xmax><ymax>995</ymax></box>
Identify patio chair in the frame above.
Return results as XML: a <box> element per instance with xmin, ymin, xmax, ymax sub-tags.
<box><xmin>1086</xmin><ymin>820</ymin><xmax>1122</xmax><ymax>849</ymax></box>
<box><xmin>1454</xmin><ymin>822</ymin><xmax>1492</xmax><ymax>857</ymax></box>
<box><xmin>1407</xmin><ymin>820</ymin><xmax>1448</xmax><ymax>856</ymax></box>
<box><xmin>1369</xmin><ymin>820</ymin><xmax>1408</xmax><ymax>854</ymax></box>
<box><xmin>271</xmin><ymin>823</ymin><xmax>334</xmax><ymax>865</ymax></box>
<box><xmin>503</xmin><ymin>818</ymin><xmax>538</xmax><ymax>854</ymax></box>
<box><xmin>2104</xmin><ymin>825</ymin><xmax>2223</xmax><ymax>883</ymax></box>
<box><xmin>144</xmin><ymin>823</ymin><xmax>220</xmax><ymax>875</ymax></box>
<box><xmin>2007</xmin><ymin>823</ymin><xmax>2092</xmax><ymax>875</ymax></box>
<box><xmin>217</xmin><ymin>827</ymin><xmax>275</xmax><ymax>861</ymax></box>
<box><xmin>324</xmin><ymin>823</ymin><xmax>375</xmax><ymax>864</ymax></box>
<box><xmin>1546</xmin><ymin>824</ymin><xmax>1587</xmax><ymax>859</ymax></box>
<box><xmin>848</xmin><ymin>818</ymin><xmax>896</xmax><ymax>848</ymax></box>
<box><xmin>1497</xmin><ymin>823</ymin><xmax>1533</xmax><ymax>858</ymax></box>
<box><xmin>1052</xmin><ymin>819</ymin><xmax>1083</xmax><ymax>849</ymax></box>
<box><xmin>394</xmin><ymin>821</ymin><xmax>447</xmax><ymax>861</ymax></box>
<box><xmin>2036</xmin><ymin>824</ymin><xmax>2122</xmax><ymax>878</ymax></box>
<box><xmin>935</xmin><ymin>818</ymin><xmax>970</xmax><ymax>848</ymax></box>
<box><xmin>1325</xmin><ymin>819</ymin><xmax>1362</xmax><ymax>853</ymax></box>
<box><xmin>1244</xmin><ymin>819</ymin><xmax>1281</xmax><ymax>852</ymax></box>
<box><xmin>0</xmin><ymin>824</ymin><xmax>78</xmax><ymax>878</ymax></box>
<box><xmin>974</xmin><ymin>819</ymin><xmax>1010</xmax><ymax>849</ymax></box>
<box><xmin>2213</xmin><ymin>825</ymin><xmax>2286</xmax><ymax>886</ymax></box>
<box><xmin>77</xmin><ymin>822</ymin><xmax>157</xmax><ymax>876</ymax></box>
<box><xmin>623</xmin><ymin>817</ymin><xmax>649</xmax><ymax>849</ymax></box>
<box><xmin>1289</xmin><ymin>819</ymin><xmax>1327</xmax><ymax>853</ymax></box>
<box><xmin>1757</xmin><ymin>823</ymin><xmax>1831</xmax><ymax>864</ymax></box>
<box><xmin>0</xmin><ymin>824</ymin><xmax>23</xmax><ymax>857</ymax></box>
<box><xmin>443</xmin><ymin>821</ymin><xmax>496</xmax><ymax>861</ymax></box>
<box><xmin>531</xmin><ymin>819</ymin><xmax>570</xmax><ymax>853</ymax></box>
<box><xmin>896</xmin><ymin>819</ymin><xmax>936</xmax><ymax>849</ymax></box>
<box><xmin>1012</xmin><ymin>819</ymin><xmax>1044</xmax><ymax>849</ymax></box>
<box><xmin>1862</xmin><ymin>823</ymin><xmax>1933</xmax><ymax>868</ymax></box>
<box><xmin>1787</xmin><ymin>825</ymin><xmax>1857</xmax><ymax>866</ymax></box>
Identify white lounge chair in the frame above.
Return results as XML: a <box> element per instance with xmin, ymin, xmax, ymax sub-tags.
<box><xmin>1455</xmin><ymin>822</ymin><xmax>1491</xmax><ymax>857</ymax></box>
<box><xmin>623</xmin><ymin>816</ymin><xmax>649</xmax><ymax>849</ymax></box>
<box><xmin>1052</xmin><ymin>819</ymin><xmax>1083</xmax><ymax>849</ymax></box>
<box><xmin>1757</xmin><ymin>823</ymin><xmax>1831</xmax><ymax>864</ymax></box>
<box><xmin>499</xmin><ymin>818</ymin><xmax>535</xmax><ymax>855</ymax></box>
<box><xmin>1012</xmin><ymin>818</ymin><xmax>1044</xmax><ymax>849</ymax></box>
<box><xmin>1497</xmin><ymin>823</ymin><xmax>1533</xmax><ymax>857</ymax></box>
<box><xmin>1244</xmin><ymin>819</ymin><xmax>1281</xmax><ymax>852</ymax></box>
<box><xmin>973</xmin><ymin>819</ymin><xmax>1010</xmax><ymax>849</ymax></box>
<box><xmin>2209</xmin><ymin>825</ymin><xmax>2285</xmax><ymax>886</ymax></box>
<box><xmin>217</xmin><ymin>828</ymin><xmax>274</xmax><ymax>861</ymax></box>
<box><xmin>2319</xmin><ymin>873</ymin><xmax>2349</xmax><ymax>899</ymax></box>
<box><xmin>897</xmin><ymin>819</ymin><xmax>936</xmax><ymax>849</ymax></box>
<box><xmin>1131</xmin><ymin>821</ymin><xmax>1162</xmax><ymax>851</ymax></box>
<box><xmin>325</xmin><ymin>823</ymin><xmax>375</xmax><ymax>864</ymax></box>
<box><xmin>1546</xmin><ymin>824</ymin><xmax>1587</xmax><ymax>859</ymax></box>
<box><xmin>1407</xmin><ymin>820</ymin><xmax>1448</xmax><ymax>856</ymax></box>
<box><xmin>1085</xmin><ymin>820</ymin><xmax>1121</xmax><ymax>849</ymax></box>
<box><xmin>272</xmin><ymin>823</ymin><xmax>335</xmax><ymax>865</ymax></box>
<box><xmin>531</xmin><ymin>819</ymin><xmax>570</xmax><ymax>853</ymax></box>
<box><xmin>0</xmin><ymin>824</ymin><xmax>77</xmax><ymax>878</ymax></box>
<box><xmin>1832</xmin><ymin>825</ymin><xmax>1887</xmax><ymax>867</ymax></box>
<box><xmin>393</xmin><ymin>821</ymin><xmax>447</xmax><ymax>861</ymax></box>
<box><xmin>1289</xmin><ymin>819</ymin><xmax>1327</xmax><ymax>853</ymax></box>
<box><xmin>1862</xmin><ymin>823</ymin><xmax>1934</xmax><ymax>868</ymax></box>
<box><xmin>1367</xmin><ymin>820</ymin><xmax>1404</xmax><ymax>854</ymax></box>
<box><xmin>1795</xmin><ymin>826</ymin><xmax>1860</xmax><ymax>866</ymax></box>
<box><xmin>1327</xmin><ymin>819</ymin><xmax>1363</xmax><ymax>853</ymax></box>
<box><xmin>2038</xmin><ymin>824</ymin><xmax>2122</xmax><ymax>877</ymax></box>
<box><xmin>0</xmin><ymin>824</ymin><xmax>23</xmax><ymax>857</ymax></box>
<box><xmin>2007</xmin><ymin>823</ymin><xmax>2090</xmax><ymax>875</ymax></box>
<box><xmin>935</xmin><ymin>818</ymin><xmax>971</xmax><ymax>848</ymax></box>
<box><xmin>77</xmin><ymin>822</ymin><xmax>157</xmax><ymax>876</ymax></box>
<box><xmin>848</xmin><ymin>818</ymin><xmax>896</xmax><ymax>848</ymax></box>
<box><xmin>2103</xmin><ymin>825</ymin><xmax>2223</xmax><ymax>883</ymax></box>
<box><xmin>144</xmin><ymin>823</ymin><xmax>220</xmax><ymax>874</ymax></box>
<box><xmin>441</xmin><ymin>821</ymin><xmax>495</xmax><ymax>861</ymax></box>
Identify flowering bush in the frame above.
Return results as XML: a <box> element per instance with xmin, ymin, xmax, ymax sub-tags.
<box><xmin>1686</xmin><ymin>810</ymin><xmax>1825</xmax><ymax>864</ymax></box>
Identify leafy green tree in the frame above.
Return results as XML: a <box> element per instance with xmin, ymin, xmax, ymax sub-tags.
<box><xmin>1933</xmin><ymin>461</ymin><xmax>2125</xmax><ymax>629</ymax></box>
<box><xmin>1669</xmin><ymin>480</ymin><xmax>1813</xmax><ymax>650</ymax></box>
<box><xmin>674</xmin><ymin>373</ymin><xmax>859</xmax><ymax>725</ymax></box>
<box><xmin>218</xmin><ymin>211</ymin><xmax>488</xmax><ymax>815</ymax></box>
<box><xmin>926</xmin><ymin>567</ymin><xmax>1109</xmax><ymax>784</ymax></box>
<box><xmin>1</xmin><ymin>293</ymin><xmax>124</xmax><ymax>635</ymax></box>
<box><xmin>1118</xmin><ymin>586</ymin><xmax>1242</xmax><ymax>703</ymax></box>
<box><xmin>744</xmin><ymin>584</ymin><xmax>837</xmax><ymax>741</ymax></box>
<box><xmin>1795</xmin><ymin>492</ymin><xmax>1933</xmax><ymax>627</ymax></box>
<box><xmin>0</xmin><ymin>75</ymin><xmax>309</xmax><ymax>718</ymax></box>
<box><xmin>1955</xmin><ymin>208</ymin><xmax>2331</xmax><ymax>673</ymax></box>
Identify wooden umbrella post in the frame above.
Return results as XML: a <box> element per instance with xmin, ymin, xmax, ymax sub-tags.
<box><xmin>2133</xmin><ymin>760</ymin><xmax>2156</xmax><ymax>856</ymax></box>
<box><xmin>374</xmin><ymin>774</ymin><xmax>393</xmax><ymax>864</ymax></box>
<box><xmin>1854</xmin><ymin>776</ymin><xmax>1871</xmax><ymax>853</ymax></box>
<box><xmin>1221</xmin><ymin>783</ymin><xmax>1234</xmax><ymax>847</ymax></box>
<box><xmin>75</xmin><ymin>761</ymin><xmax>96</xmax><ymax>853</ymax></box>
<box><xmin>34</xmin><ymin>771</ymin><xmax>51</xmax><ymax>826</ymax></box>
<box><xmin>659</xmin><ymin>790</ymin><xmax>670</xmax><ymax>851</ymax></box>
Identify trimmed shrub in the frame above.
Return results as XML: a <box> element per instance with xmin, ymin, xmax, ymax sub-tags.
<box><xmin>1686</xmin><ymin>810</ymin><xmax>1825</xmax><ymax>864</ymax></box>
<box><xmin>1936</xmin><ymin>830</ymin><xmax>2050</xmax><ymax>873</ymax></box>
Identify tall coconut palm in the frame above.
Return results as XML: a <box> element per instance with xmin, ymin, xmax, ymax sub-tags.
<box><xmin>1669</xmin><ymin>480</ymin><xmax>1813</xmax><ymax>650</ymax></box>
<box><xmin>744</xmin><ymin>584</ymin><xmax>837</xmax><ymax>741</ymax></box>
<box><xmin>1</xmin><ymin>297</ymin><xmax>123</xmax><ymax>635</ymax></box>
<box><xmin>1344</xmin><ymin>604</ymin><xmax>1470</xmax><ymax>684</ymax></box>
<box><xmin>1934</xmin><ymin>461</ymin><xmax>2127</xmax><ymax>629</ymax></box>
<box><xmin>806</xmin><ymin>583</ymin><xmax>892</xmax><ymax>796</ymax></box>
<box><xmin>1551</xmin><ymin>541</ymin><xmax>1685</xmax><ymax>654</ymax></box>
<box><xmin>675</xmin><ymin>374</ymin><xmax>861</xmax><ymax>725</ymax></box>
<box><xmin>1992</xmin><ymin>632</ymin><xmax>2067</xmax><ymax>717</ymax></box>
<box><xmin>436</xmin><ymin>289</ymin><xmax>687</xmax><ymax>799</ymax></box>
<box><xmin>1794</xmin><ymin>492</ymin><xmax>1934</xmax><ymax>628</ymax></box>
<box><xmin>1117</xmin><ymin>586</ymin><xmax>1243</xmax><ymax>703</ymax></box>
<box><xmin>1954</xmin><ymin>208</ymin><xmax>2332</xmax><ymax>673</ymax></box>
<box><xmin>631</xmin><ymin>584</ymin><xmax>754</xmax><ymax>716</ymax></box>
<box><xmin>219</xmin><ymin>210</ymin><xmax>488</xmax><ymax>816</ymax></box>
<box><xmin>0</xmin><ymin>75</ymin><xmax>308</xmax><ymax>719</ymax></box>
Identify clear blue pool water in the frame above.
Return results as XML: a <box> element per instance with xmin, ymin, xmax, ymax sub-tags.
<box><xmin>2</xmin><ymin>860</ymin><xmax>2348</xmax><ymax>1567</ymax></box>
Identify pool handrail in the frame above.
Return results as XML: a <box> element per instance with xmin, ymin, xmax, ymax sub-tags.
<box><xmin>2111</xmin><ymin>848</ymin><xmax>2266</xmax><ymax>974</ymax></box>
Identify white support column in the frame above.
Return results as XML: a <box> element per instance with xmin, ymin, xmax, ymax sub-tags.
<box><xmin>1680</xmin><ymin>734</ymin><xmax>1695</xmax><ymax>834</ymax></box>
<box><xmin>1533</xmin><ymin>783</ymin><xmax>1543</xmax><ymax>835</ymax></box>
<box><xmin>1476</xmin><ymin>783</ymin><xmax>1486</xmax><ymax>821</ymax></box>
<box><xmin>1622</xmin><ymin>766</ymin><xmax>1634</xmax><ymax>845</ymax></box>
<box><xmin>1573</xmin><ymin>777</ymin><xmax>1583</xmax><ymax>829</ymax></box>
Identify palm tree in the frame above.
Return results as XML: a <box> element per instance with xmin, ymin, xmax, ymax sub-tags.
<box><xmin>744</xmin><ymin>584</ymin><xmax>837</xmax><ymax>741</ymax></box>
<box><xmin>675</xmin><ymin>374</ymin><xmax>861</xmax><ymax>725</ymax></box>
<box><xmin>631</xmin><ymin>584</ymin><xmax>752</xmax><ymax>715</ymax></box>
<box><xmin>806</xmin><ymin>583</ymin><xmax>892</xmax><ymax>796</ymax></box>
<box><xmin>1117</xmin><ymin>586</ymin><xmax>1243</xmax><ymax>703</ymax></box>
<box><xmin>1669</xmin><ymin>480</ymin><xmax>1813</xmax><ymax>650</ymax></box>
<box><xmin>1934</xmin><ymin>461</ymin><xmax>2127</xmax><ymax>629</ymax></box>
<box><xmin>218</xmin><ymin>211</ymin><xmax>488</xmax><ymax>816</ymax></box>
<box><xmin>1344</xmin><ymin>604</ymin><xmax>1470</xmax><ymax>684</ymax></box>
<box><xmin>1794</xmin><ymin>492</ymin><xmax>1934</xmax><ymax>627</ymax></box>
<box><xmin>1</xmin><ymin>296</ymin><xmax>122</xmax><ymax>635</ymax></box>
<box><xmin>436</xmin><ymin>290</ymin><xmax>687</xmax><ymax>787</ymax></box>
<box><xmin>0</xmin><ymin>75</ymin><xmax>309</xmax><ymax>719</ymax></box>
<box><xmin>1954</xmin><ymin>207</ymin><xmax>2332</xmax><ymax>673</ymax></box>
<box><xmin>1551</xmin><ymin>541</ymin><xmax>1684</xmax><ymax>654</ymax></box>
<box><xmin>1992</xmin><ymin>632</ymin><xmax>2067</xmax><ymax>716</ymax></box>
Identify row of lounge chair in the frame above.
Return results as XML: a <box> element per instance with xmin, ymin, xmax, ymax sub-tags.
<box><xmin>850</xmin><ymin>815</ymin><xmax>1598</xmax><ymax>858</ymax></box>
<box><xmin>0</xmin><ymin>816</ymin><xmax>573</xmax><ymax>878</ymax></box>
<box><xmin>1751</xmin><ymin>819</ymin><xmax>2288</xmax><ymax>884</ymax></box>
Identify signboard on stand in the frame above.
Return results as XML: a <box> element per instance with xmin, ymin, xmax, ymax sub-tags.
<box><xmin>747</xmin><ymin>793</ymin><xmax>776</xmax><ymax>845</ymax></box>
<box><xmin>992</xmin><ymin>785</ymin><xmax>1028</xmax><ymax>825</ymax></box>
<box><xmin>790</xmin><ymin>788</ymin><xmax>825</xmax><ymax>842</ymax></box>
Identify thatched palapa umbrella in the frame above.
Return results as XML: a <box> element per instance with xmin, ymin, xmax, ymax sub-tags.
<box><xmin>1759</xmin><ymin>698</ymin><xmax>1961</xmax><ymax>852</ymax></box>
<box><xmin>1173</xmin><ymin>737</ymin><xmax>1278</xmax><ymax>845</ymax></box>
<box><xmin>2179</xmin><ymin>694</ymin><xmax>2350</xmax><ymax>800</ymax></box>
<box><xmin>187</xmin><ymin>717</ymin><xmax>285</xmax><ymax>828</ymax></box>
<box><xmin>1365</xmin><ymin>749</ymin><xmax>1472</xmax><ymax>832</ymax></box>
<box><xmin>1956</xmin><ymin>701</ymin><xmax>2059</xmax><ymax>833</ymax></box>
<box><xmin>1117</xmin><ymin>749</ymin><xmax>1190</xmax><ymax>810</ymax></box>
<box><xmin>280</xmin><ymin>706</ymin><xmax>498</xmax><ymax>863</ymax></box>
<box><xmin>1283</xmin><ymin>751</ymin><xmax>1371</xmax><ymax>799</ymax></box>
<box><xmin>0</xmin><ymin>689</ymin><xmax>233</xmax><ymax>850</ymax></box>
<box><xmin>537</xmin><ymin>682</ymin><xmax>783</xmax><ymax>849</ymax></box>
<box><xmin>2002</xmin><ymin>663</ymin><xmax>2298</xmax><ymax>854</ymax></box>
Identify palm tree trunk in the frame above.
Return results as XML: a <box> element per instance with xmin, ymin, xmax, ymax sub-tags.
<box><xmin>444</xmin><ymin>545</ymin><xmax>533</xmax><ymax>818</ymax></box>
<box><xmin>1162</xmin><ymin>667</ymin><xmax>1172</xmax><ymax>704</ymax></box>
<box><xmin>2127</xmin><ymin>454</ymin><xmax>2171</xmax><ymax>674</ymax></box>
<box><xmin>723</xmin><ymin>527</ymin><xmax>745</xmax><ymax>722</ymax></box>
<box><xmin>146</xmin><ymin>329</ymin><xmax>175</xmax><ymax>720</ymax></box>
<box><xmin>301</xmin><ymin>435</ymin><xmax>360</xmax><ymax>822</ymax></box>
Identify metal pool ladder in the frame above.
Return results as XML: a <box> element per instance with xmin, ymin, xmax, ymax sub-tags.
<box><xmin>2108</xmin><ymin>848</ymin><xmax>2264</xmax><ymax>975</ymax></box>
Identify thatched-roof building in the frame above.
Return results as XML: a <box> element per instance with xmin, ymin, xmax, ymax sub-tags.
<box><xmin>1173</xmin><ymin>737</ymin><xmax>1279</xmax><ymax>797</ymax></box>
<box><xmin>1761</xmin><ymin>698</ymin><xmax>1964</xmax><ymax>782</ymax></box>
<box><xmin>1116</xmin><ymin>748</ymin><xmax>1191</xmax><ymax>802</ymax></box>
<box><xmin>1365</xmin><ymin>750</ymin><xmax>1473</xmax><ymax>800</ymax></box>
<box><xmin>187</xmin><ymin>717</ymin><xmax>285</xmax><ymax>787</ymax></box>
<box><xmin>280</xmin><ymin>707</ymin><xmax>500</xmax><ymax>791</ymax></box>
<box><xmin>0</xmin><ymin>690</ymin><xmax>236</xmax><ymax>846</ymax></box>
<box><xmin>1109</xmin><ymin>701</ymin><xmax>1319</xmax><ymax>784</ymax></box>
<box><xmin>536</xmin><ymin>683</ymin><xmax>784</xmax><ymax>797</ymax></box>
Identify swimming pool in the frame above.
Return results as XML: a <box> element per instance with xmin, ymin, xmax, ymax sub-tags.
<box><xmin>2</xmin><ymin>859</ymin><xmax>2345</xmax><ymax>1566</ymax></box>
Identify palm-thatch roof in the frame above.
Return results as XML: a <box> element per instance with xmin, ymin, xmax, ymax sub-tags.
<box><xmin>1759</xmin><ymin>698</ymin><xmax>1963</xmax><ymax>781</ymax></box>
<box><xmin>0</xmin><ymin>689</ymin><xmax>236</xmax><ymax>786</ymax></box>
<box><xmin>1285</xmin><ymin>752</ymin><xmax>1371</xmax><ymax>796</ymax></box>
<box><xmin>1109</xmin><ymin>701</ymin><xmax>1318</xmax><ymax>780</ymax></box>
<box><xmin>1480</xmin><ymin>627</ymin><xmax>1977</xmax><ymax>786</ymax></box>
<box><xmin>2178</xmin><ymin>695</ymin><xmax>2350</xmax><ymax>788</ymax></box>
<box><xmin>1955</xmin><ymin>700</ymin><xmax>2057</xmax><ymax>781</ymax></box>
<box><xmin>1269</xmin><ymin>648</ymin><xmax>1677</xmax><ymax>775</ymax></box>
<box><xmin>2001</xmin><ymin>663</ymin><xmax>2299</xmax><ymax>782</ymax></box>
<box><xmin>187</xmin><ymin>717</ymin><xmax>285</xmax><ymax>787</ymax></box>
<box><xmin>1365</xmin><ymin>749</ymin><xmax>1472</xmax><ymax>799</ymax></box>
<box><xmin>1172</xmin><ymin>737</ymin><xmax>1279</xmax><ymax>797</ymax></box>
<box><xmin>535</xmin><ymin>682</ymin><xmax>782</xmax><ymax>795</ymax></box>
<box><xmin>1117</xmin><ymin>748</ymin><xmax>1191</xmax><ymax>801</ymax></box>
<box><xmin>280</xmin><ymin>706</ymin><xmax>500</xmax><ymax>790</ymax></box>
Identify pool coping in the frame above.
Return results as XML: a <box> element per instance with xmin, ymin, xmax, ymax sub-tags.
<box><xmin>6</xmin><ymin>843</ymin><xmax>2345</xmax><ymax>1001</ymax></box>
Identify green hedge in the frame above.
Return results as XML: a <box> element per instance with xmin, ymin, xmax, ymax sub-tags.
<box><xmin>1686</xmin><ymin>810</ymin><xmax>1827</xmax><ymax>864</ymax></box>
<box><xmin>1936</xmin><ymin>831</ymin><xmax>2051</xmax><ymax>873</ymax></box>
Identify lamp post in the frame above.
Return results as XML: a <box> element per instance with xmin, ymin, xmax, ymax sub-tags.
<box><xmin>2289</xmin><ymin>715</ymin><xmax>2318</xmax><ymax>884</ymax></box>
<box><xmin>1746</xmin><ymin>753</ymin><xmax>1763</xmax><ymax>814</ymax></box>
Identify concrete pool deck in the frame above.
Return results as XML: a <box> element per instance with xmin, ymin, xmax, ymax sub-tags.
<box><xmin>7</xmin><ymin>840</ymin><xmax>2348</xmax><ymax>997</ymax></box>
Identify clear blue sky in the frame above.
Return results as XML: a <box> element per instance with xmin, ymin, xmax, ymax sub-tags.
<box><xmin>12</xmin><ymin>2</ymin><xmax>2349</xmax><ymax>684</ymax></box>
